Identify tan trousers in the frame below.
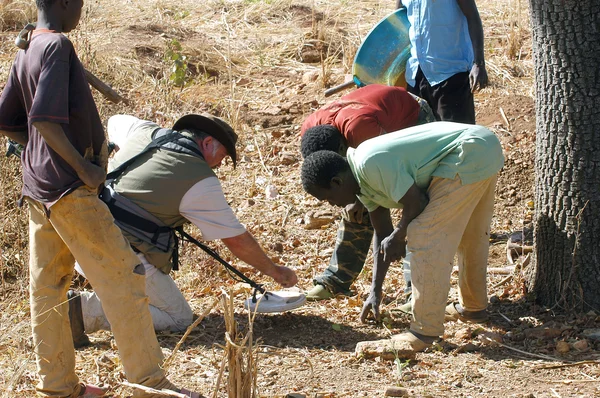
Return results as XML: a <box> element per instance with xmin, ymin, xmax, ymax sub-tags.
<box><xmin>407</xmin><ymin>175</ymin><xmax>497</xmax><ymax>337</ymax></box>
<box><xmin>28</xmin><ymin>187</ymin><xmax>173</xmax><ymax>397</ymax></box>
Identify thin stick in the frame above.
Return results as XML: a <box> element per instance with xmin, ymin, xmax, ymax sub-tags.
<box><xmin>493</xmin><ymin>274</ymin><xmax>513</xmax><ymax>288</ymax></box>
<box><xmin>281</xmin><ymin>206</ymin><xmax>291</xmax><ymax>228</ymax></box>
<box><xmin>488</xmin><ymin>266</ymin><xmax>515</xmax><ymax>275</ymax></box>
<box><xmin>253</xmin><ymin>136</ymin><xmax>270</xmax><ymax>175</ymax></box>
<box><xmin>538</xmin><ymin>360</ymin><xmax>600</xmax><ymax>370</ymax></box>
<box><xmin>546</xmin><ymin>380</ymin><xmax>600</xmax><ymax>384</ymax></box>
<box><xmin>497</xmin><ymin>312</ymin><xmax>513</xmax><ymax>324</ymax></box>
<box><xmin>120</xmin><ymin>381</ymin><xmax>187</xmax><ymax>397</ymax></box>
<box><xmin>499</xmin><ymin>107</ymin><xmax>511</xmax><ymax>131</ymax></box>
<box><xmin>164</xmin><ymin>295</ymin><xmax>221</xmax><ymax>369</ymax></box>
<box><xmin>480</xmin><ymin>336</ymin><xmax>565</xmax><ymax>362</ymax></box>
<box><xmin>212</xmin><ymin>354</ymin><xmax>228</xmax><ymax>398</ymax></box>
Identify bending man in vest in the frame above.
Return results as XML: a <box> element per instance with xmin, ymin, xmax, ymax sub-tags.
<box><xmin>300</xmin><ymin>84</ymin><xmax>435</xmax><ymax>301</ymax></box>
<box><xmin>70</xmin><ymin>114</ymin><xmax>298</xmax><ymax>346</ymax></box>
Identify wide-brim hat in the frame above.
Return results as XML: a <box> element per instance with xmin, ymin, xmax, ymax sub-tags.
<box><xmin>173</xmin><ymin>113</ymin><xmax>238</xmax><ymax>167</ymax></box>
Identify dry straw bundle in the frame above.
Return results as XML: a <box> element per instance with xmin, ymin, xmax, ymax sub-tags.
<box><xmin>214</xmin><ymin>290</ymin><xmax>260</xmax><ymax>398</ymax></box>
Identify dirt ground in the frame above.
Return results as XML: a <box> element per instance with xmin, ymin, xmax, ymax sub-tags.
<box><xmin>1</xmin><ymin>0</ymin><xmax>599</xmax><ymax>397</ymax></box>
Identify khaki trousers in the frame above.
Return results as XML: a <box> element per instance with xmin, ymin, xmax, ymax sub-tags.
<box><xmin>407</xmin><ymin>175</ymin><xmax>497</xmax><ymax>337</ymax></box>
<box><xmin>28</xmin><ymin>187</ymin><xmax>172</xmax><ymax>397</ymax></box>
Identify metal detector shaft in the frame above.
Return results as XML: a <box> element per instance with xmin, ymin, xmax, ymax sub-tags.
<box><xmin>177</xmin><ymin>229</ymin><xmax>266</xmax><ymax>294</ymax></box>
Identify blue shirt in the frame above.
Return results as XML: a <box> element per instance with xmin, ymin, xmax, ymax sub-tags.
<box><xmin>403</xmin><ymin>0</ymin><xmax>474</xmax><ymax>87</ymax></box>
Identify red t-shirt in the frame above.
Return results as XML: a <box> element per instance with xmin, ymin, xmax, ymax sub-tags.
<box><xmin>0</xmin><ymin>30</ymin><xmax>105</xmax><ymax>202</ymax></box>
<box><xmin>301</xmin><ymin>85</ymin><xmax>420</xmax><ymax>148</ymax></box>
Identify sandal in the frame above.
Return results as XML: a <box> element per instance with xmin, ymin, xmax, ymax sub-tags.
<box><xmin>78</xmin><ymin>384</ymin><xmax>106</xmax><ymax>397</ymax></box>
<box><xmin>445</xmin><ymin>302</ymin><xmax>489</xmax><ymax>323</ymax></box>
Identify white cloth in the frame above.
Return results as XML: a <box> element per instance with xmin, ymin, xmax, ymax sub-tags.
<box><xmin>78</xmin><ymin>253</ymin><xmax>193</xmax><ymax>333</ymax></box>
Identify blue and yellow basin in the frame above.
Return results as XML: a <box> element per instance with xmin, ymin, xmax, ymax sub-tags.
<box><xmin>352</xmin><ymin>8</ymin><xmax>411</xmax><ymax>88</ymax></box>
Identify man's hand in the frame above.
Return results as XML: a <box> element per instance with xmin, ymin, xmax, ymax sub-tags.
<box><xmin>77</xmin><ymin>161</ymin><xmax>107</xmax><ymax>189</ymax></box>
<box><xmin>469</xmin><ymin>64</ymin><xmax>489</xmax><ymax>92</ymax></box>
<box><xmin>380</xmin><ymin>228</ymin><xmax>407</xmax><ymax>263</ymax></box>
<box><xmin>270</xmin><ymin>265</ymin><xmax>298</xmax><ymax>288</ymax></box>
<box><xmin>343</xmin><ymin>200</ymin><xmax>365</xmax><ymax>223</ymax></box>
<box><xmin>360</xmin><ymin>290</ymin><xmax>382</xmax><ymax>323</ymax></box>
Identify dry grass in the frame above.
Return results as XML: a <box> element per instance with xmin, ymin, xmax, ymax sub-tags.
<box><xmin>214</xmin><ymin>291</ymin><xmax>259</xmax><ymax>398</ymax></box>
<box><xmin>0</xmin><ymin>0</ymin><xmax>35</xmax><ymax>31</ymax></box>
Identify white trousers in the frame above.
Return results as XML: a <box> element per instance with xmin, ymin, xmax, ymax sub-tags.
<box><xmin>77</xmin><ymin>253</ymin><xmax>193</xmax><ymax>333</ymax></box>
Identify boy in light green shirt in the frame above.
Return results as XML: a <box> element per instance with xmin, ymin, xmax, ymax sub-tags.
<box><xmin>302</xmin><ymin>121</ymin><xmax>504</xmax><ymax>355</ymax></box>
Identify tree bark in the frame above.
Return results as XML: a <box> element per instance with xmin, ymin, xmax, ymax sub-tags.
<box><xmin>527</xmin><ymin>0</ymin><xmax>600</xmax><ymax>310</ymax></box>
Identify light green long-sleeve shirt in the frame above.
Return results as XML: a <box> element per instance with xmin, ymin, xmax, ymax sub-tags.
<box><xmin>347</xmin><ymin>121</ymin><xmax>505</xmax><ymax>211</ymax></box>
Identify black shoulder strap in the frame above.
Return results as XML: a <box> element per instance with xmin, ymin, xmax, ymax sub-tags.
<box><xmin>107</xmin><ymin>128</ymin><xmax>203</xmax><ymax>181</ymax></box>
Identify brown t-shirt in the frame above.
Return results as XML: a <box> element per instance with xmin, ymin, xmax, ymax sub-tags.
<box><xmin>301</xmin><ymin>84</ymin><xmax>420</xmax><ymax>148</ymax></box>
<box><xmin>0</xmin><ymin>30</ymin><xmax>105</xmax><ymax>203</ymax></box>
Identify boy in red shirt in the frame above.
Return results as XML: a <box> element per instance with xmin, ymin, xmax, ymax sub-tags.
<box><xmin>0</xmin><ymin>0</ymin><xmax>200</xmax><ymax>396</ymax></box>
<box><xmin>300</xmin><ymin>84</ymin><xmax>434</xmax><ymax>300</ymax></box>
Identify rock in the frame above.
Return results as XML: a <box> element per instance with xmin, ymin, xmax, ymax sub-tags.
<box><xmin>302</xmin><ymin>70</ymin><xmax>319</xmax><ymax>84</ymax></box>
<box><xmin>479</xmin><ymin>331</ymin><xmax>503</xmax><ymax>345</ymax></box>
<box><xmin>385</xmin><ymin>386</ymin><xmax>409</xmax><ymax>396</ymax></box>
<box><xmin>456</xmin><ymin>343</ymin><xmax>480</xmax><ymax>353</ymax></box>
<box><xmin>240</xmin><ymin>198</ymin><xmax>255</xmax><ymax>208</ymax></box>
<box><xmin>260</xmin><ymin>106</ymin><xmax>281</xmax><ymax>116</ymax></box>
<box><xmin>304</xmin><ymin>210</ymin><xmax>335</xmax><ymax>229</ymax></box>
<box><xmin>265</xmin><ymin>185</ymin><xmax>278</xmax><ymax>199</ymax></box>
<box><xmin>573</xmin><ymin>339</ymin><xmax>589</xmax><ymax>352</ymax></box>
<box><xmin>555</xmin><ymin>341</ymin><xmax>570</xmax><ymax>353</ymax></box>
<box><xmin>456</xmin><ymin>327</ymin><xmax>472</xmax><ymax>341</ymax></box>
<box><xmin>279</xmin><ymin>152</ymin><xmax>297</xmax><ymax>165</ymax></box>
<box><xmin>355</xmin><ymin>339</ymin><xmax>417</xmax><ymax>361</ymax></box>
<box><xmin>285</xmin><ymin>394</ymin><xmax>306</xmax><ymax>398</ymax></box>
<box><xmin>523</xmin><ymin>326</ymin><xmax>562</xmax><ymax>340</ymax></box>
<box><xmin>270</xmin><ymin>242</ymin><xmax>284</xmax><ymax>253</ymax></box>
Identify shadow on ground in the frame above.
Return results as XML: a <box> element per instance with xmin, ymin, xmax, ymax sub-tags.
<box><xmin>156</xmin><ymin>312</ymin><xmax>385</xmax><ymax>353</ymax></box>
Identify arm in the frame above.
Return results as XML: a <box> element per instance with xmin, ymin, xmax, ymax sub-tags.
<box><xmin>395</xmin><ymin>0</ymin><xmax>404</xmax><ymax>9</ymax></box>
<box><xmin>179</xmin><ymin>179</ymin><xmax>297</xmax><ymax>288</ymax></box>
<box><xmin>457</xmin><ymin>0</ymin><xmax>489</xmax><ymax>91</ymax></box>
<box><xmin>222</xmin><ymin>232</ymin><xmax>297</xmax><ymax>288</ymax></box>
<box><xmin>360</xmin><ymin>206</ymin><xmax>394</xmax><ymax>322</ymax></box>
<box><xmin>0</xmin><ymin>130</ymin><xmax>28</xmax><ymax>146</ymax></box>
<box><xmin>380</xmin><ymin>183</ymin><xmax>429</xmax><ymax>262</ymax></box>
<box><xmin>33</xmin><ymin>121</ymin><xmax>106</xmax><ymax>188</ymax></box>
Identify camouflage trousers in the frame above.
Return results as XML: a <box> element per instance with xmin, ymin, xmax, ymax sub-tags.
<box><xmin>314</xmin><ymin>208</ymin><xmax>414</xmax><ymax>295</ymax></box>
<box><xmin>412</xmin><ymin>93</ymin><xmax>437</xmax><ymax>125</ymax></box>
<box><xmin>313</xmin><ymin>208</ymin><xmax>373</xmax><ymax>295</ymax></box>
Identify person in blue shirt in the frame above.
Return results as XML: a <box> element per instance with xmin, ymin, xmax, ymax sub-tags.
<box><xmin>397</xmin><ymin>0</ymin><xmax>489</xmax><ymax>123</ymax></box>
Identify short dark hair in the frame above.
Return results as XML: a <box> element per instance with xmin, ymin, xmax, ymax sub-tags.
<box><xmin>300</xmin><ymin>124</ymin><xmax>343</xmax><ymax>158</ymax></box>
<box><xmin>301</xmin><ymin>150</ymin><xmax>349</xmax><ymax>194</ymax></box>
<box><xmin>36</xmin><ymin>0</ymin><xmax>58</xmax><ymax>10</ymax></box>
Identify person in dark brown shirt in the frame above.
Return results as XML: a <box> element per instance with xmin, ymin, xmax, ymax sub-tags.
<box><xmin>0</xmin><ymin>0</ymin><xmax>201</xmax><ymax>396</ymax></box>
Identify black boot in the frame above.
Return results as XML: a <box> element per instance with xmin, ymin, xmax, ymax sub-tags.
<box><xmin>67</xmin><ymin>290</ymin><xmax>90</xmax><ymax>348</ymax></box>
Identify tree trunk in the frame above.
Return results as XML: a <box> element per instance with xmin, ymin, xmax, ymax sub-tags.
<box><xmin>527</xmin><ymin>0</ymin><xmax>600</xmax><ymax>310</ymax></box>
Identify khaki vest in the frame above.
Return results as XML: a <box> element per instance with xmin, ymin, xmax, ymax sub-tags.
<box><xmin>109</xmin><ymin>123</ymin><xmax>215</xmax><ymax>274</ymax></box>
